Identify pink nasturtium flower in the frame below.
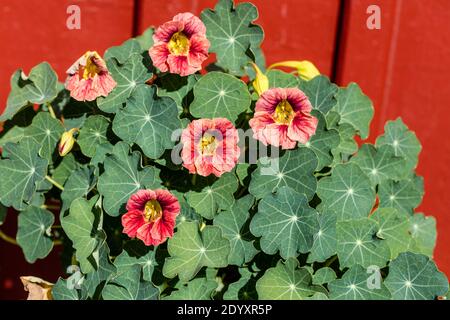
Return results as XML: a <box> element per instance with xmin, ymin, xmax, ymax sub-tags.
<box><xmin>149</xmin><ymin>12</ymin><xmax>210</xmax><ymax>76</ymax></box>
<box><xmin>181</xmin><ymin>118</ymin><xmax>240</xmax><ymax>177</ymax></box>
<box><xmin>65</xmin><ymin>51</ymin><xmax>117</xmax><ymax>101</ymax></box>
<box><xmin>249</xmin><ymin>87</ymin><xmax>318</xmax><ymax>149</ymax></box>
<box><xmin>121</xmin><ymin>189</ymin><xmax>180</xmax><ymax>246</ymax></box>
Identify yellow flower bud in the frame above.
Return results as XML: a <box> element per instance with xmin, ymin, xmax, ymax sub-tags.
<box><xmin>251</xmin><ymin>62</ymin><xmax>269</xmax><ymax>96</ymax></box>
<box><xmin>58</xmin><ymin>128</ymin><xmax>78</xmax><ymax>156</ymax></box>
<box><xmin>268</xmin><ymin>60</ymin><xmax>320</xmax><ymax>81</ymax></box>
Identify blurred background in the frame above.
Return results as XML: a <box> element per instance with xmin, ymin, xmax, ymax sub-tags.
<box><xmin>0</xmin><ymin>0</ymin><xmax>449</xmax><ymax>299</ymax></box>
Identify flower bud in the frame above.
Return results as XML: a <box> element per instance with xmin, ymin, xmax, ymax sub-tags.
<box><xmin>251</xmin><ymin>62</ymin><xmax>269</xmax><ymax>96</ymax></box>
<box><xmin>268</xmin><ymin>60</ymin><xmax>320</xmax><ymax>81</ymax></box>
<box><xmin>58</xmin><ymin>128</ymin><xmax>78</xmax><ymax>156</ymax></box>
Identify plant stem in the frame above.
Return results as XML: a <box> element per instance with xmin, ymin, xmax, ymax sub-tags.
<box><xmin>0</xmin><ymin>229</ymin><xmax>18</xmax><ymax>245</ymax></box>
<box><xmin>41</xmin><ymin>204</ymin><xmax>61</xmax><ymax>210</ymax></box>
<box><xmin>324</xmin><ymin>255</ymin><xmax>338</xmax><ymax>267</ymax></box>
<box><xmin>191</xmin><ymin>174</ymin><xmax>197</xmax><ymax>186</ymax></box>
<box><xmin>46</xmin><ymin>102</ymin><xmax>57</xmax><ymax>119</ymax></box>
<box><xmin>45</xmin><ymin>175</ymin><xmax>64</xmax><ymax>191</ymax></box>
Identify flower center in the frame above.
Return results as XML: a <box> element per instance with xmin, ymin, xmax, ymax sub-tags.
<box><xmin>144</xmin><ymin>200</ymin><xmax>162</xmax><ymax>222</ymax></box>
<box><xmin>80</xmin><ymin>56</ymin><xmax>100</xmax><ymax>80</ymax></box>
<box><xmin>168</xmin><ymin>32</ymin><xmax>190</xmax><ymax>55</ymax></box>
<box><xmin>273</xmin><ymin>100</ymin><xmax>295</xmax><ymax>124</ymax></box>
<box><xmin>200</xmin><ymin>133</ymin><xmax>217</xmax><ymax>155</ymax></box>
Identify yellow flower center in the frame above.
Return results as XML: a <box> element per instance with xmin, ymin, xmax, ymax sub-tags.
<box><xmin>144</xmin><ymin>200</ymin><xmax>162</xmax><ymax>222</ymax></box>
<box><xmin>273</xmin><ymin>100</ymin><xmax>295</xmax><ymax>124</ymax></box>
<box><xmin>79</xmin><ymin>54</ymin><xmax>100</xmax><ymax>80</ymax></box>
<box><xmin>200</xmin><ymin>133</ymin><xmax>217</xmax><ymax>155</ymax></box>
<box><xmin>168</xmin><ymin>32</ymin><xmax>190</xmax><ymax>55</ymax></box>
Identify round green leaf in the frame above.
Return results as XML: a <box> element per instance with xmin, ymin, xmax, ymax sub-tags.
<box><xmin>16</xmin><ymin>206</ymin><xmax>54</xmax><ymax>263</ymax></box>
<box><xmin>328</xmin><ymin>265</ymin><xmax>391</xmax><ymax>300</ymax></box>
<box><xmin>112</xmin><ymin>86</ymin><xmax>181</xmax><ymax>159</ymax></box>
<box><xmin>408</xmin><ymin>213</ymin><xmax>436</xmax><ymax>257</ymax></box>
<box><xmin>385</xmin><ymin>252</ymin><xmax>448</xmax><ymax>300</ymax></box>
<box><xmin>317</xmin><ymin>163</ymin><xmax>375</xmax><ymax>221</ymax></box>
<box><xmin>249</xmin><ymin>147</ymin><xmax>318</xmax><ymax>200</ymax></box>
<box><xmin>307</xmin><ymin>209</ymin><xmax>337</xmax><ymax>263</ymax></box>
<box><xmin>312</xmin><ymin>267</ymin><xmax>337</xmax><ymax>285</ymax></box>
<box><xmin>61</xmin><ymin>165</ymin><xmax>97</xmax><ymax>212</ymax></box>
<box><xmin>250</xmin><ymin>186</ymin><xmax>319</xmax><ymax>259</ymax></box>
<box><xmin>190</xmin><ymin>72</ymin><xmax>251</xmax><ymax>122</ymax></box>
<box><xmin>299</xmin><ymin>75</ymin><xmax>338</xmax><ymax>114</ymax></box>
<box><xmin>378</xmin><ymin>178</ymin><xmax>423</xmax><ymax>215</ymax></box>
<box><xmin>77</xmin><ymin>115</ymin><xmax>111</xmax><ymax>158</ymax></box>
<box><xmin>163</xmin><ymin>278</ymin><xmax>217</xmax><ymax>300</ymax></box>
<box><xmin>267</xmin><ymin>70</ymin><xmax>299</xmax><ymax>88</ymax></box>
<box><xmin>114</xmin><ymin>240</ymin><xmax>157</xmax><ymax>282</ymax></box>
<box><xmin>214</xmin><ymin>195</ymin><xmax>258</xmax><ymax>265</ymax></box>
<box><xmin>163</xmin><ymin>222</ymin><xmax>230</xmax><ymax>282</ymax></box>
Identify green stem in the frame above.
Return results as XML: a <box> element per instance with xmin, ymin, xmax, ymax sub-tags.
<box><xmin>191</xmin><ymin>174</ymin><xmax>197</xmax><ymax>186</ymax></box>
<box><xmin>46</xmin><ymin>102</ymin><xmax>57</xmax><ymax>119</ymax></box>
<box><xmin>0</xmin><ymin>229</ymin><xmax>18</xmax><ymax>245</ymax></box>
<box><xmin>45</xmin><ymin>175</ymin><xmax>64</xmax><ymax>191</ymax></box>
<box><xmin>324</xmin><ymin>255</ymin><xmax>338</xmax><ymax>268</ymax></box>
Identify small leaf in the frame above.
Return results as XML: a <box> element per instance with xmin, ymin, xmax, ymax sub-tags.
<box><xmin>299</xmin><ymin>75</ymin><xmax>338</xmax><ymax>114</ymax></box>
<box><xmin>256</xmin><ymin>258</ymin><xmax>316</xmax><ymax>300</ymax></box>
<box><xmin>23</xmin><ymin>112</ymin><xmax>64</xmax><ymax>161</ymax></box>
<box><xmin>223</xmin><ymin>268</ymin><xmax>256</xmax><ymax>300</ymax></box>
<box><xmin>163</xmin><ymin>277</ymin><xmax>217</xmax><ymax>300</ymax></box>
<box><xmin>185</xmin><ymin>173</ymin><xmax>238</xmax><ymax>220</ymax></box>
<box><xmin>335</xmin><ymin>83</ymin><xmax>374</xmax><ymax>139</ymax></box>
<box><xmin>317</xmin><ymin>163</ymin><xmax>376</xmax><ymax>220</ymax></box>
<box><xmin>378</xmin><ymin>179</ymin><xmax>423</xmax><ymax>215</ymax></box>
<box><xmin>190</xmin><ymin>72</ymin><xmax>251</xmax><ymax>123</ymax></box>
<box><xmin>249</xmin><ymin>147</ymin><xmax>318</xmax><ymax>200</ymax></box>
<box><xmin>0</xmin><ymin>139</ymin><xmax>48</xmax><ymax>210</ymax></box>
<box><xmin>307</xmin><ymin>209</ymin><xmax>337</xmax><ymax>263</ymax></box>
<box><xmin>201</xmin><ymin>0</ymin><xmax>263</xmax><ymax>75</ymax></box>
<box><xmin>384</xmin><ymin>252</ymin><xmax>448</xmax><ymax>300</ymax></box>
<box><xmin>16</xmin><ymin>206</ymin><xmax>54</xmax><ymax>263</ymax></box>
<box><xmin>328</xmin><ymin>265</ymin><xmax>391</xmax><ymax>300</ymax></box>
<box><xmin>112</xmin><ymin>86</ymin><xmax>181</xmax><ymax>159</ymax></box>
<box><xmin>250</xmin><ymin>186</ymin><xmax>318</xmax><ymax>259</ymax></box>
<box><xmin>408</xmin><ymin>213</ymin><xmax>436</xmax><ymax>257</ymax></box>
<box><xmin>214</xmin><ymin>195</ymin><xmax>258</xmax><ymax>265</ymax></box>
<box><xmin>0</xmin><ymin>62</ymin><xmax>58</xmax><ymax>121</ymax></box>
<box><xmin>376</xmin><ymin>117</ymin><xmax>421</xmax><ymax>173</ymax></box>
<box><xmin>97</xmin><ymin>54</ymin><xmax>151</xmax><ymax>114</ymax></box>
<box><xmin>312</xmin><ymin>267</ymin><xmax>337</xmax><ymax>285</ymax></box>
<box><xmin>163</xmin><ymin>222</ymin><xmax>230</xmax><ymax>282</ymax></box>
<box><xmin>77</xmin><ymin>115</ymin><xmax>111</xmax><ymax>158</ymax></box>
<box><xmin>97</xmin><ymin>142</ymin><xmax>161</xmax><ymax>216</ymax></box>
<box><xmin>61</xmin><ymin>165</ymin><xmax>97</xmax><ymax>212</ymax></box>
<box><xmin>157</xmin><ymin>74</ymin><xmax>199</xmax><ymax>115</ymax></box>
<box><xmin>52</xmin><ymin>278</ymin><xmax>80</xmax><ymax>300</ymax></box>
<box><xmin>336</xmin><ymin>218</ymin><xmax>390</xmax><ymax>269</ymax></box>
<box><xmin>267</xmin><ymin>70</ymin><xmax>299</xmax><ymax>88</ymax></box>
<box><xmin>114</xmin><ymin>240</ymin><xmax>157</xmax><ymax>282</ymax></box>
<box><xmin>104</xmin><ymin>39</ymin><xmax>142</xmax><ymax>64</ymax></box>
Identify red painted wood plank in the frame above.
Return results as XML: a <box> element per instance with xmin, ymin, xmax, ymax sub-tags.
<box><xmin>137</xmin><ymin>0</ymin><xmax>340</xmax><ymax>76</ymax></box>
<box><xmin>335</xmin><ymin>0</ymin><xmax>450</xmax><ymax>275</ymax></box>
<box><xmin>0</xmin><ymin>0</ymin><xmax>135</xmax><ymax>113</ymax></box>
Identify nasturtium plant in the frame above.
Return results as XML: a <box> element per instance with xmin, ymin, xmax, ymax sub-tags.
<box><xmin>0</xmin><ymin>0</ymin><xmax>447</xmax><ymax>301</ymax></box>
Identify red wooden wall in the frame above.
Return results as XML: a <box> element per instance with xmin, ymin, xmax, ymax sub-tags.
<box><xmin>0</xmin><ymin>0</ymin><xmax>449</xmax><ymax>299</ymax></box>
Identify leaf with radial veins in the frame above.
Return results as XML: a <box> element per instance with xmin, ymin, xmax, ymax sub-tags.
<box><xmin>201</xmin><ymin>0</ymin><xmax>263</xmax><ymax>75</ymax></box>
<box><xmin>312</xmin><ymin>267</ymin><xmax>336</xmax><ymax>285</ymax></box>
<box><xmin>370</xmin><ymin>208</ymin><xmax>412</xmax><ymax>260</ymax></box>
<box><xmin>0</xmin><ymin>62</ymin><xmax>58</xmax><ymax>121</ymax></box>
<box><xmin>16</xmin><ymin>206</ymin><xmax>54</xmax><ymax>263</ymax></box>
<box><xmin>77</xmin><ymin>115</ymin><xmax>111</xmax><ymax>158</ymax></box>
<box><xmin>307</xmin><ymin>209</ymin><xmax>337</xmax><ymax>263</ymax></box>
<box><xmin>408</xmin><ymin>213</ymin><xmax>436</xmax><ymax>257</ymax></box>
<box><xmin>157</xmin><ymin>74</ymin><xmax>199</xmax><ymax>115</ymax></box>
<box><xmin>335</xmin><ymin>82</ymin><xmax>374</xmax><ymax>139</ymax></box>
<box><xmin>376</xmin><ymin>117</ymin><xmax>421</xmax><ymax>173</ymax></box>
<box><xmin>114</xmin><ymin>240</ymin><xmax>157</xmax><ymax>282</ymax></box>
<box><xmin>301</xmin><ymin>110</ymin><xmax>340</xmax><ymax>171</ymax></box>
<box><xmin>189</xmin><ymin>72</ymin><xmax>251</xmax><ymax>123</ymax></box>
<box><xmin>164</xmin><ymin>277</ymin><xmax>217</xmax><ymax>300</ymax></box>
<box><xmin>256</xmin><ymin>258</ymin><xmax>316</xmax><ymax>300</ymax></box>
<box><xmin>384</xmin><ymin>252</ymin><xmax>448</xmax><ymax>300</ymax></box>
<box><xmin>249</xmin><ymin>147</ymin><xmax>318</xmax><ymax>200</ymax></box>
<box><xmin>317</xmin><ymin>163</ymin><xmax>375</xmax><ymax>221</ymax></box>
<box><xmin>97</xmin><ymin>142</ymin><xmax>161</xmax><ymax>216</ymax></box>
<box><xmin>328</xmin><ymin>265</ymin><xmax>391</xmax><ymax>300</ymax></box>
<box><xmin>163</xmin><ymin>222</ymin><xmax>230</xmax><ymax>282</ymax></box>
<box><xmin>51</xmin><ymin>153</ymin><xmax>79</xmax><ymax>186</ymax></box>
<box><xmin>102</xmin><ymin>265</ymin><xmax>159</xmax><ymax>300</ymax></box>
<box><xmin>214</xmin><ymin>195</ymin><xmax>258</xmax><ymax>266</ymax></box>
<box><xmin>350</xmin><ymin>144</ymin><xmax>407</xmax><ymax>187</ymax></box>
<box><xmin>250</xmin><ymin>187</ymin><xmax>319</xmax><ymax>259</ymax></box>
<box><xmin>336</xmin><ymin>218</ymin><xmax>390</xmax><ymax>269</ymax></box>
<box><xmin>0</xmin><ymin>139</ymin><xmax>48</xmax><ymax>210</ymax></box>
<box><xmin>299</xmin><ymin>75</ymin><xmax>338</xmax><ymax>114</ymax></box>
<box><xmin>23</xmin><ymin>112</ymin><xmax>64</xmax><ymax>161</ymax></box>
<box><xmin>223</xmin><ymin>268</ymin><xmax>256</xmax><ymax>300</ymax></box>
<box><xmin>113</xmin><ymin>86</ymin><xmax>181</xmax><ymax>159</ymax></box>
<box><xmin>185</xmin><ymin>173</ymin><xmax>238</xmax><ymax>220</ymax></box>
<box><xmin>378</xmin><ymin>179</ymin><xmax>423</xmax><ymax>215</ymax></box>
<box><xmin>104</xmin><ymin>39</ymin><xmax>142</xmax><ymax>64</ymax></box>
<box><xmin>61</xmin><ymin>165</ymin><xmax>97</xmax><ymax>212</ymax></box>
<box><xmin>97</xmin><ymin>54</ymin><xmax>151</xmax><ymax>113</ymax></box>
<box><xmin>267</xmin><ymin>70</ymin><xmax>299</xmax><ymax>88</ymax></box>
